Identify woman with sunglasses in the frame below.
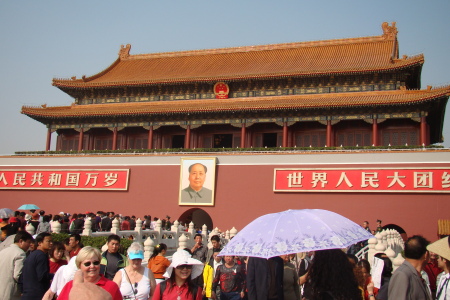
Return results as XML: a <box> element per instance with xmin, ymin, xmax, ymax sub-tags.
<box><xmin>57</xmin><ymin>246</ymin><xmax>123</xmax><ymax>300</ymax></box>
<box><xmin>114</xmin><ymin>242</ymin><xmax>157</xmax><ymax>299</ymax></box>
<box><xmin>153</xmin><ymin>249</ymin><xmax>204</xmax><ymax>300</ymax></box>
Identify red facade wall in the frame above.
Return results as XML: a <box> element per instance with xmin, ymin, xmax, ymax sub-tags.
<box><xmin>0</xmin><ymin>154</ymin><xmax>448</xmax><ymax>242</ymax></box>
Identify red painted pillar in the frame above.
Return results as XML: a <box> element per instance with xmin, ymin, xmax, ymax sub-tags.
<box><xmin>420</xmin><ymin>116</ymin><xmax>427</xmax><ymax>145</ymax></box>
<box><xmin>147</xmin><ymin>126</ymin><xmax>153</xmax><ymax>149</ymax></box>
<box><xmin>372</xmin><ymin>120</ymin><xmax>378</xmax><ymax>146</ymax></box>
<box><xmin>326</xmin><ymin>120</ymin><xmax>332</xmax><ymax>147</ymax></box>
<box><xmin>185</xmin><ymin>125</ymin><xmax>191</xmax><ymax>149</ymax></box>
<box><xmin>241</xmin><ymin>125</ymin><xmax>246</xmax><ymax>148</ymax></box>
<box><xmin>112</xmin><ymin>128</ymin><xmax>118</xmax><ymax>150</ymax></box>
<box><xmin>283</xmin><ymin>122</ymin><xmax>288</xmax><ymax>147</ymax></box>
<box><xmin>46</xmin><ymin>128</ymin><xmax>52</xmax><ymax>151</ymax></box>
<box><xmin>78</xmin><ymin>128</ymin><xmax>84</xmax><ymax>151</ymax></box>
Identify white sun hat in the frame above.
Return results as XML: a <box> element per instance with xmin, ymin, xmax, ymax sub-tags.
<box><xmin>163</xmin><ymin>249</ymin><xmax>204</xmax><ymax>279</ymax></box>
<box><xmin>427</xmin><ymin>236</ymin><xmax>450</xmax><ymax>261</ymax></box>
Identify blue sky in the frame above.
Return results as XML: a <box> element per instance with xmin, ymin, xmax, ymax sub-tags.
<box><xmin>0</xmin><ymin>1</ymin><xmax>449</xmax><ymax>154</ymax></box>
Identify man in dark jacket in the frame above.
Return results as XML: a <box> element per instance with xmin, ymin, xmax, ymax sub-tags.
<box><xmin>21</xmin><ymin>232</ymin><xmax>53</xmax><ymax>300</ymax></box>
<box><xmin>247</xmin><ymin>256</ymin><xmax>284</xmax><ymax>300</ymax></box>
<box><xmin>101</xmin><ymin>212</ymin><xmax>114</xmax><ymax>232</ymax></box>
<box><xmin>99</xmin><ymin>234</ymin><xmax>128</xmax><ymax>280</ymax></box>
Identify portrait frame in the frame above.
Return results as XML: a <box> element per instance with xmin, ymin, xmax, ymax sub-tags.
<box><xmin>179</xmin><ymin>157</ymin><xmax>216</xmax><ymax>206</ymax></box>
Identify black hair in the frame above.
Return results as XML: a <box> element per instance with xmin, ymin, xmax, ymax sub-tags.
<box><xmin>188</xmin><ymin>163</ymin><xmax>207</xmax><ymax>173</ymax></box>
<box><xmin>357</xmin><ymin>259</ymin><xmax>371</xmax><ymax>274</ymax></box>
<box><xmin>49</xmin><ymin>241</ymin><xmax>65</xmax><ymax>259</ymax></box>
<box><xmin>194</xmin><ymin>233</ymin><xmax>203</xmax><ymax>239</ymax></box>
<box><xmin>404</xmin><ymin>235</ymin><xmax>430</xmax><ymax>260</ymax></box>
<box><xmin>107</xmin><ymin>234</ymin><xmax>121</xmax><ymax>243</ymax></box>
<box><xmin>14</xmin><ymin>231</ymin><xmax>33</xmax><ymax>243</ymax></box>
<box><xmin>309</xmin><ymin>249</ymin><xmax>361</xmax><ymax>300</ymax></box>
<box><xmin>210</xmin><ymin>235</ymin><xmax>220</xmax><ymax>243</ymax></box>
<box><xmin>150</xmin><ymin>243</ymin><xmax>167</xmax><ymax>260</ymax></box>
<box><xmin>70</xmin><ymin>233</ymin><xmax>81</xmax><ymax>242</ymax></box>
<box><xmin>380</xmin><ymin>256</ymin><xmax>393</xmax><ymax>278</ymax></box>
<box><xmin>346</xmin><ymin>253</ymin><xmax>358</xmax><ymax>265</ymax></box>
<box><xmin>35</xmin><ymin>232</ymin><xmax>51</xmax><ymax>244</ymax></box>
<box><xmin>43</xmin><ymin>215</ymin><xmax>51</xmax><ymax>223</ymax></box>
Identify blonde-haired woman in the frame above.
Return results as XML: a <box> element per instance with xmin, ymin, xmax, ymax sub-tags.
<box><xmin>57</xmin><ymin>246</ymin><xmax>122</xmax><ymax>300</ymax></box>
<box><xmin>148</xmin><ymin>243</ymin><xmax>171</xmax><ymax>284</ymax></box>
<box><xmin>114</xmin><ymin>242</ymin><xmax>156</xmax><ymax>299</ymax></box>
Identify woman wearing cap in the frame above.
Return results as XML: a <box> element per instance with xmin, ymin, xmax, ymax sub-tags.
<box><xmin>153</xmin><ymin>249</ymin><xmax>203</xmax><ymax>300</ymax></box>
<box><xmin>113</xmin><ymin>242</ymin><xmax>156</xmax><ymax>299</ymax></box>
<box><xmin>57</xmin><ymin>246</ymin><xmax>122</xmax><ymax>300</ymax></box>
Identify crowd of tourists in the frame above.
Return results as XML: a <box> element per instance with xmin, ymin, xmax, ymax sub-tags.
<box><xmin>0</xmin><ymin>212</ymin><xmax>449</xmax><ymax>300</ymax></box>
<box><xmin>0</xmin><ymin>210</ymin><xmax>181</xmax><ymax>238</ymax></box>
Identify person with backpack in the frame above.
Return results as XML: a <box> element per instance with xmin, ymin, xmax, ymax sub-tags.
<box><xmin>153</xmin><ymin>249</ymin><xmax>203</xmax><ymax>300</ymax></box>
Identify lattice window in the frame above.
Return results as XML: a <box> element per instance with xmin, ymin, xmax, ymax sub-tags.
<box><xmin>401</xmin><ymin>132</ymin><xmax>408</xmax><ymax>145</ymax></box>
<box><xmin>410</xmin><ymin>132</ymin><xmax>418</xmax><ymax>145</ymax></box>
<box><xmin>392</xmin><ymin>133</ymin><xmax>398</xmax><ymax>145</ymax></box>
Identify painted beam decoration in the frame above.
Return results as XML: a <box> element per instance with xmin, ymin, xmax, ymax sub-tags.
<box><xmin>274</xmin><ymin>167</ymin><xmax>450</xmax><ymax>193</ymax></box>
<box><xmin>0</xmin><ymin>169</ymin><xmax>129</xmax><ymax>190</ymax></box>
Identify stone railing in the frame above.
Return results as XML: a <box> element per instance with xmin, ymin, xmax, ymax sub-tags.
<box><xmin>26</xmin><ymin>218</ymin><xmax>238</xmax><ymax>263</ymax></box>
<box><xmin>356</xmin><ymin>229</ymin><xmax>405</xmax><ymax>271</ymax></box>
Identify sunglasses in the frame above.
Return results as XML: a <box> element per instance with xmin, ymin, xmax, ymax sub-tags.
<box><xmin>83</xmin><ymin>260</ymin><xmax>100</xmax><ymax>267</ymax></box>
<box><xmin>176</xmin><ymin>264</ymin><xmax>193</xmax><ymax>270</ymax></box>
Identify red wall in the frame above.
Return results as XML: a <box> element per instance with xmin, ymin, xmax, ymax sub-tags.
<box><xmin>1</xmin><ymin>156</ymin><xmax>448</xmax><ymax>242</ymax></box>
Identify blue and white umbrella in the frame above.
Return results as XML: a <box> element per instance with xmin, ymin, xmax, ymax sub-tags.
<box><xmin>17</xmin><ymin>204</ymin><xmax>40</xmax><ymax>210</ymax></box>
<box><xmin>219</xmin><ymin>209</ymin><xmax>374</xmax><ymax>259</ymax></box>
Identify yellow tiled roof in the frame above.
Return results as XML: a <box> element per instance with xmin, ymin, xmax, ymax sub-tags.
<box><xmin>22</xmin><ymin>86</ymin><xmax>450</xmax><ymax>120</ymax></box>
<box><xmin>52</xmin><ymin>23</ymin><xmax>422</xmax><ymax>89</ymax></box>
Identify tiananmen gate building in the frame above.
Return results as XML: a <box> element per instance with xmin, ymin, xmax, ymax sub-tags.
<box><xmin>1</xmin><ymin>22</ymin><xmax>449</xmax><ymax>241</ymax></box>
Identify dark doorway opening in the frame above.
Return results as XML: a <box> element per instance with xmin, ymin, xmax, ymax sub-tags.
<box><xmin>178</xmin><ymin>208</ymin><xmax>213</xmax><ymax>230</ymax></box>
<box><xmin>172</xmin><ymin>135</ymin><xmax>185</xmax><ymax>148</ymax></box>
<box><xmin>213</xmin><ymin>134</ymin><xmax>233</xmax><ymax>148</ymax></box>
<box><xmin>263</xmin><ymin>133</ymin><xmax>277</xmax><ymax>147</ymax></box>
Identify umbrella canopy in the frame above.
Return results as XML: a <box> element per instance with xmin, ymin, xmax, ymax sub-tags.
<box><xmin>219</xmin><ymin>209</ymin><xmax>374</xmax><ymax>258</ymax></box>
<box><xmin>17</xmin><ymin>204</ymin><xmax>40</xmax><ymax>210</ymax></box>
<box><xmin>0</xmin><ymin>208</ymin><xmax>14</xmax><ymax>219</ymax></box>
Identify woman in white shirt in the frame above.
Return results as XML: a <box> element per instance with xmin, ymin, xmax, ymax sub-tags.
<box><xmin>113</xmin><ymin>242</ymin><xmax>157</xmax><ymax>300</ymax></box>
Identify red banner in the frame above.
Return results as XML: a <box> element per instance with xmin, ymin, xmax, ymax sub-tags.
<box><xmin>0</xmin><ymin>169</ymin><xmax>129</xmax><ymax>190</ymax></box>
<box><xmin>274</xmin><ymin>168</ymin><xmax>450</xmax><ymax>193</ymax></box>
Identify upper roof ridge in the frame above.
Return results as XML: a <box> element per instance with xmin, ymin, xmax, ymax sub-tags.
<box><xmin>125</xmin><ymin>35</ymin><xmax>388</xmax><ymax>61</ymax></box>
<box><xmin>123</xmin><ymin>22</ymin><xmax>398</xmax><ymax>61</ymax></box>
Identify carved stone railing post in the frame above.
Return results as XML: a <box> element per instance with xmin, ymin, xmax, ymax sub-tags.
<box><xmin>230</xmin><ymin>227</ymin><xmax>238</xmax><ymax>238</ymax></box>
<box><xmin>144</xmin><ymin>237</ymin><xmax>154</xmax><ymax>263</ymax></box>
<box><xmin>52</xmin><ymin>221</ymin><xmax>61</xmax><ymax>234</ymax></box>
<box><xmin>201</xmin><ymin>224</ymin><xmax>208</xmax><ymax>243</ymax></box>
<box><xmin>393</xmin><ymin>253</ymin><xmax>405</xmax><ymax>271</ymax></box>
<box><xmin>82</xmin><ymin>218</ymin><xmax>92</xmax><ymax>236</ymax></box>
<box><xmin>135</xmin><ymin>218</ymin><xmax>143</xmax><ymax>242</ymax></box>
<box><xmin>154</xmin><ymin>219</ymin><xmax>162</xmax><ymax>245</ymax></box>
<box><xmin>111</xmin><ymin>218</ymin><xmax>120</xmax><ymax>235</ymax></box>
<box><xmin>178</xmin><ymin>233</ymin><xmax>188</xmax><ymax>250</ymax></box>
<box><xmin>367</xmin><ymin>237</ymin><xmax>377</xmax><ymax>264</ymax></box>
